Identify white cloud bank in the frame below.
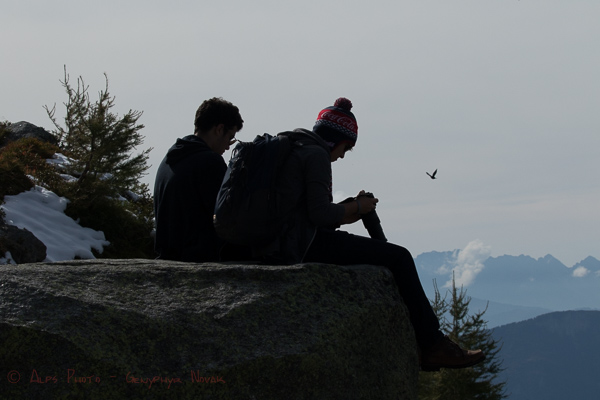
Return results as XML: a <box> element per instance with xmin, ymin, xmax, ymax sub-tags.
<box><xmin>572</xmin><ymin>266</ymin><xmax>590</xmax><ymax>278</ymax></box>
<box><xmin>444</xmin><ymin>239</ymin><xmax>492</xmax><ymax>288</ymax></box>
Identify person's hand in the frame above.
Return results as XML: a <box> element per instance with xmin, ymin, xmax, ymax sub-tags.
<box><xmin>356</xmin><ymin>190</ymin><xmax>378</xmax><ymax>215</ymax></box>
<box><xmin>340</xmin><ymin>190</ymin><xmax>379</xmax><ymax>225</ymax></box>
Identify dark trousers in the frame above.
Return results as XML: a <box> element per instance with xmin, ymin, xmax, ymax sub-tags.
<box><xmin>304</xmin><ymin>228</ymin><xmax>443</xmax><ymax>350</ymax></box>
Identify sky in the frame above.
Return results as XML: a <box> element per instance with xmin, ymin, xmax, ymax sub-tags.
<box><xmin>2</xmin><ymin>0</ymin><xmax>599</xmax><ymax>266</ymax></box>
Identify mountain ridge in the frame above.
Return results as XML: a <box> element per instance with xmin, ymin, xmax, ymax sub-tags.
<box><xmin>414</xmin><ymin>250</ymin><xmax>600</xmax><ymax>326</ymax></box>
<box><xmin>492</xmin><ymin>310</ymin><xmax>600</xmax><ymax>400</ymax></box>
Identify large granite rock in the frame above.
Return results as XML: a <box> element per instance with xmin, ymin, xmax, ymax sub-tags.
<box><xmin>0</xmin><ymin>259</ymin><xmax>418</xmax><ymax>399</ymax></box>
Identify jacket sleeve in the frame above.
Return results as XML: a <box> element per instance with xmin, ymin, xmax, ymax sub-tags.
<box><xmin>303</xmin><ymin>148</ymin><xmax>345</xmax><ymax>227</ymax></box>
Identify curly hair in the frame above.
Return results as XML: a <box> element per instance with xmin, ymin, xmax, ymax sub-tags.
<box><xmin>194</xmin><ymin>97</ymin><xmax>244</xmax><ymax>134</ymax></box>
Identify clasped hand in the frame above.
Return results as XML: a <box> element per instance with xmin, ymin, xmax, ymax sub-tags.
<box><xmin>340</xmin><ymin>190</ymin><xmax>379</xmax><ymax>225</ymax></box>
<box><xmin>356</xmin><ymin>190</ymin><xmax>378</xmax><ymax>215</ymax></box>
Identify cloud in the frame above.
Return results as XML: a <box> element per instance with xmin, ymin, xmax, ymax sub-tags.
<box><xmin>444</xmin><ymin>240</ymin><xmax>492</xmax><ymax>288</ymax></box>
<box><xmin>572</xmin><ymin>266</ymin><xmax>590</xmax><ymax>278</ymax></box>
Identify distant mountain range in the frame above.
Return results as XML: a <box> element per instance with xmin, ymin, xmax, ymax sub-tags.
<box><xmin>414</xmin><ymin>251</ymin><xmax>600</xmax><ymax>327</ymax></box>
<box><xmin>413</xmin><ymin>251</ymin><xmax>600</xmax><ymax>399</ymax></box>
<box><xmin>492</xmin><ymin>310</ymin><xmax>600</xmax><ymax>400</ymax></box>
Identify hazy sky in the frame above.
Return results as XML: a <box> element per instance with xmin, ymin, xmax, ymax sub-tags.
<box><xmin>2</xmin><ymin>0</ymin><xmax>599</xmax><ymax>266</ymax></box>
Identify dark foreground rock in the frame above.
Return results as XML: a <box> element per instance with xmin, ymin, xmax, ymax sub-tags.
<box><xmin>0</xmin><ymin>221</ymin><xmax>47</xmax><ymax>263</ymax></box>
<box><xmin>0</xmin><ymin>259</ymin><xmax>418</xmax><ymax>399</ymax></box>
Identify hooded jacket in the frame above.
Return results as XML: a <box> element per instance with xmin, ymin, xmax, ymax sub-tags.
<box><xmin>153</xmin><ymin>135</ymin><xmax>226</xmax><ymax>261</ymax></box>
<box><xmin>257</xmin><ymin>129</ymin><xmax>345</xmax><ymax>263</ymax></box>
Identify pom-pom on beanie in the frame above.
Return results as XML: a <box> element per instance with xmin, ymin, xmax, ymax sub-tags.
<box><xmin>313</xmin><ymin>97</ymin><xmax>358</xmax><ymax>149</ymax></box>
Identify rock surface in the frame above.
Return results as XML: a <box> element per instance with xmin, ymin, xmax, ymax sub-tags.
<box><xmin>0</xmin><ymin>259</ymin><xmax>418</xmax><ymax>399</ymax></box>
<box><xmin>0</xmin><ymin>121</ymin><xmax>58</xmax><ymax>147</ymax></box>
<box><xmin>0</xmin><ymin>221</ymin><xmax>47</xmax><ymax>263</ymax></box>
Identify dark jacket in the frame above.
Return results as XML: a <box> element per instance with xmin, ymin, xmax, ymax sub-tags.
<box><xmin>153</xmin><ymin>135</ymin><xmax>226</xmax><ymax>261</ymax></box>
<box><xmin>258</xmin><ymin>129</ymin><xmax>345</xmax><ymax>263</ymax></box>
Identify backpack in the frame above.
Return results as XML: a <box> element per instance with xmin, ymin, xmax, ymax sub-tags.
<box><xmin>213</xmin><ymin>132</ymin><xmax>301</xmax><ymax>247</ymax></box>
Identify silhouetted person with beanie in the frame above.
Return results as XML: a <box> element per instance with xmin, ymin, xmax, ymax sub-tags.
<box><xmin>253</xmin><ymin>97</ymin><xmax>485</xmax><ymax>371</ymax></box>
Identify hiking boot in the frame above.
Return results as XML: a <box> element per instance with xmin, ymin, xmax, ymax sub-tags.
<box><xmin>420</xmin><ymin>335</ymin><xmax>485</xmax><ymax>371</ymax></box>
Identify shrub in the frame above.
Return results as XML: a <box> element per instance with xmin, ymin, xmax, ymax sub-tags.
<box><xmin>0</xmin><ymin>121</ymin><xmax>9</xmax><ymax>144</ymax></box>
<box><xmin>63</xmin><ymin>190</ymin><xmax>154</xmax><ymax>259</ymax></box>
<box><xmin>0</xmin><ymin>137</ymin><xmax>62</xmax><ymax>199</ymax></box>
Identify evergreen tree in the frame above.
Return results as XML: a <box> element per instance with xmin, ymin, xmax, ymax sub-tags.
<box><xmin>43</xmin><ymin>68</ymin><xmax>155</xmax><ymax>258</ymax></box>
<box><xmin>419</xmin><ymin>277</ymin><xmax>507</xmax><ymax>400</ymax></box>
<box><xmin>45</xmin><ymin>67</ymin><xmax>152</xmax><ymax>196</ymax></box>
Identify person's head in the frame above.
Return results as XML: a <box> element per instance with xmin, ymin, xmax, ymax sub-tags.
<box><xmin>194</xmin><ymin>97</ymin><xmax>244</xmax><ymax>155</ymax></box>
<box><xmin>312</xmin><ymin>97</ymin><xmax>358</xmax><ymax>162</ymax></box>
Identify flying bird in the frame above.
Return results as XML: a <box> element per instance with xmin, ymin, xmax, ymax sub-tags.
<box><xmin>426</xmin><ymin>169</ymin><xmax>438</xmax><ymax>179</ymax></box>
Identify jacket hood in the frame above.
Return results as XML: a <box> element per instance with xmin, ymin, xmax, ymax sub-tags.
<box><xmin>283</xmin><ymin>129</ymin><xmax>331</xmax><ymax>153</ymax></box>
<box><xmin>166</xmin><ymin>135</ymin><xmax>211</xmax><ymax>165</ymax></box>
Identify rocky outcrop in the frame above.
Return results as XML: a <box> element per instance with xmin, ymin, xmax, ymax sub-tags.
<box><xmin>0</xmin><ymin>121</ymin><xmax>58</xmax><ymax>147</ymax></box>
<box><xmin>0</xmin><ymin>259</ymin><xmax>418</xmax><ymax>399</ymax></box>
<box><xmin>0</xmin><ymin>221</ymin><xmax>46</xmax><ymax>263</ymax></box>
<box><xmin>0</xmin><ymin>121</ymin><xmax>52</xmax><ymax>263</ymax></box>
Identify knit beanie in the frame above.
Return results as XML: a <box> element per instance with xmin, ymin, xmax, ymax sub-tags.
<box><xmin>312</xmin><ymin>97</ymin><xmax>358</xmax><ymax>149</ymax></box>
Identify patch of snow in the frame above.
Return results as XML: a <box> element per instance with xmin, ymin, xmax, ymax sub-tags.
<box><xmin>1</xmin><ymin>186</ymin><xmax>109</xmax><ymax>262</ymax></box>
